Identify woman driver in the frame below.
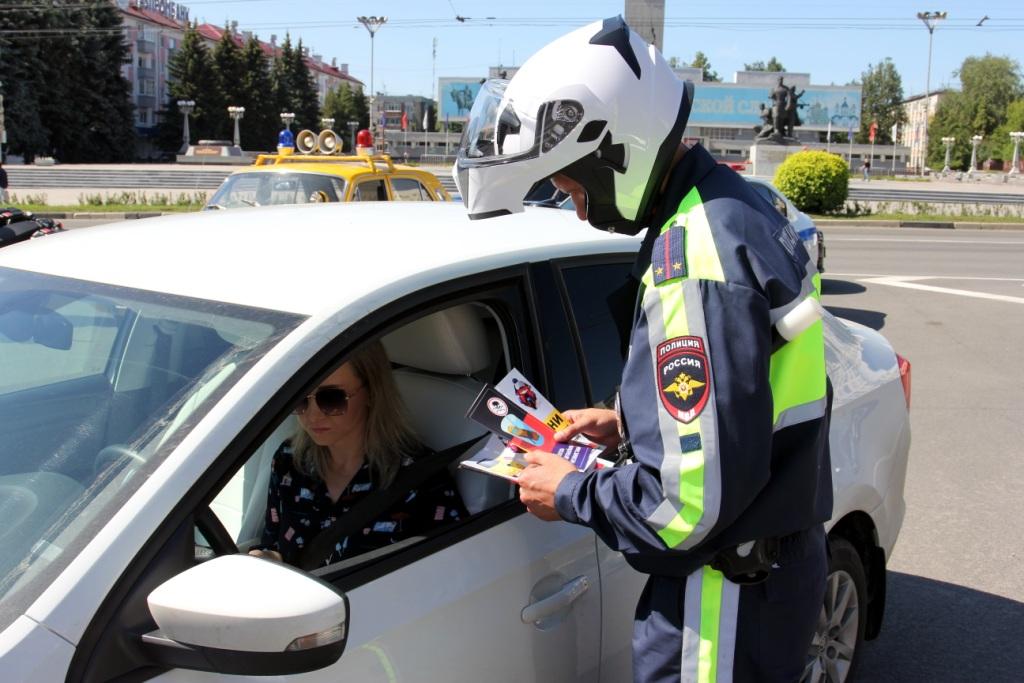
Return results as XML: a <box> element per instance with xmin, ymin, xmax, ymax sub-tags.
<box><xmin>251</xmin><ymin>341</ymin><xmax>467</xmax><ymax>566</ymax></box>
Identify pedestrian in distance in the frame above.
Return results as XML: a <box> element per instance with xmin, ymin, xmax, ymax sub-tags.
<box><xmin>454</xmin><ymin>16</ymin><xmax>833</xmax><ymax>683</ymax></box>
<box><xmin>0</xmin><ymin>161</ymin><xmax>9</xmax><ymax>204</ymax></box>
<box><xmin>862</xmin><ymin>158</ymin><xmax>871</xmax><ymax>181</ymax></box>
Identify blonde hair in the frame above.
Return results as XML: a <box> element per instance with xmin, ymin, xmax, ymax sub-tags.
<box><xmin>292</xmin><ymin>340</ymin><xmax>419</xmax><ymax>487</ymax></box>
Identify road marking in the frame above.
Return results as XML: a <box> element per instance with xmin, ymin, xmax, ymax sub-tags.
<box><xmin>858</xmin><ymin>276</ymin><xmax>1024</xmax><ymax>304</ymax></box>
<box><xmin>827</xmin><ymin>237</ymin><xmax>1024</xmax><ymax>245</ymax></box>
<box><xmin>828</xmin><ymin>272</ymin><xmax>1024</xmax><ymax>281</ymax></box>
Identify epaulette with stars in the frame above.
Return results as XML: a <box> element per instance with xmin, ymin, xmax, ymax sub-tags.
<box><xmin>651</xmin><ymin>224</ymin><xmax>687</xmax><ymax>286</ymax></box>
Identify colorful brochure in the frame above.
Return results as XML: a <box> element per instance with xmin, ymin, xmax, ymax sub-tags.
<box><xmin>461</xmin><ymin>369</ymin><xmax>609</xmax><ymax>481</ymax></box>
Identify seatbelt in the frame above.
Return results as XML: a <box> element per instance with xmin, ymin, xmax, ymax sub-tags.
<box><xmin>297</xmin><ymin>436</ymin><xmax>482</xmax><ymax>571</ymax></box>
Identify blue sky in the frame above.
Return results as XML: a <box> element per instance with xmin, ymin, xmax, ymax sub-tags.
<box><xmin>185</xmin><ymin>0</ymin><xmax>1023</xmax><ymax>97</ymax></box>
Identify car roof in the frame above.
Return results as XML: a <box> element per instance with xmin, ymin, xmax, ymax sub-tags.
<box><xmin>0</xmin><ymin>203</ymin><xmax>639</xmax><ymax>316</ymax></box>
<box><xmin>229</xmin><ymin>158</ymin><xmax>443</xmax><ymax>184</ymax></box>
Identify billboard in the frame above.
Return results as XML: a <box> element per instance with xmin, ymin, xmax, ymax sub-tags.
<box><xmin>688</xmin><ymin>83</ymin><xmax>862</xmax><ymax>132</ymax></box>
<box><xmin>439</xmin><ymin>78</ymin><xmax>483</xmax><ymax>121</ymax></box>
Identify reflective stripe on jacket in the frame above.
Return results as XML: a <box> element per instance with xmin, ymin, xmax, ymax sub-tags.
<box><xmin>555</xmin><ymin>144</ymin><xmax>833</xmax><ymax>577</ymax></box>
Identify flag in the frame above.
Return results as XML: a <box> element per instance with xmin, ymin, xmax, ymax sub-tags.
<box><xmin>423</xmin><ymin>107</ymin><xmax>430</xmax><ymax>131</ymax></box>
<box><xmin>891</xmin><ymin>123</ymin><xmax>899</xmax><ymax>142</ymax></box>
<box><xmin>869</xmin><ymin>120</ymin><xmax>878</xmax><ymax>143</ymax></box>
<box><xmin>827</xmin><ymin>118</ymin><xmax>832</xmax><ymax>138</ymax></box>
<box><xmin>401</xmin><ymin>110</ymin><xmax>408</xmax><ymax>131</ymax></box>
<box><xmin>379</xmin><ymin>113</ymin><xmax>386</xmax><ymax>128</ymax></box>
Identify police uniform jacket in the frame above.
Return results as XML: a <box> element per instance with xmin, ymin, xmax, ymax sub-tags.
<box><xmin>554</xmin><ymin>144</ymin><xmax>833</xmax><ymax>578</ymax></box>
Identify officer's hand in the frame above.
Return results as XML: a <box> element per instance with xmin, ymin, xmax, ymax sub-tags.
<box><xmin>554</xmin><ymin>408</ymin><xmax>621</xmax><ymax>448</ymax></box>
<box><xmin>518</xmin><ymin>450</ymin><xmax>577</xmax><ymax>521</ymax></box>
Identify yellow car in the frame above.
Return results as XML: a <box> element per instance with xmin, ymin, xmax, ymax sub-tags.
<box><xmin>204</xmin><ymin>152</ymin><xmax>451</xmax><ymax>210</ymax></box>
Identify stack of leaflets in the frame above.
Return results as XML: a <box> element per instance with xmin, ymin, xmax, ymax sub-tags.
<box><xmin>461</xmin><ymin>369</ymin><xmax>611</xmax><ymax>482</ymax></box>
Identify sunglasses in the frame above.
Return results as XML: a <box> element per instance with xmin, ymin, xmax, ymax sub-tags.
<box><xmin>292</xmin><ymin>385</ymin><xmax>363</xmax><ymax>416</ymax></box>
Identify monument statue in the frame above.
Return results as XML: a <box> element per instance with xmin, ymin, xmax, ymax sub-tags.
<box><xmin>755</xmin><ymin>76</ymin><xmax>805</xmax><ymax>144</ymax></box>
<box><xmin>784</xmin><ymin>85</ymin><xmax>805</xmax><ymax>138</ymax></box>
<box><xmin>769</xmin><ymin>77</ymin><xmax>789</xmax><ymax>141</ymax></box>
<box><xmin>754</xmin><ymin>103</ymin><xmax>776</xmax><ymax>140</ymax></box>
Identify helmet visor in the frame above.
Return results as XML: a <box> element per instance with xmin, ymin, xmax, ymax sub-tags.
<box><xmin>457</xmin><ymin>79</ymin><xmax>584</xmax><ymax>168</ymax></box>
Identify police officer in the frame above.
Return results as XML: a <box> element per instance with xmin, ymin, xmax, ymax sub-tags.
<box><xmin>454</xmin><ymin>17</ymin><xmax>832</xmax><ymax>683</ymax></box>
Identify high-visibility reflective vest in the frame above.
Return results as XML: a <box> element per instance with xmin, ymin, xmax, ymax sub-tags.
<box><xmin>555</xmin><ymin>145</ymin><xmax>832</xmax><ymax>577</ymax></box>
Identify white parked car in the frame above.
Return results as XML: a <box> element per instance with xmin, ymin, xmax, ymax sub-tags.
<box><xmin>744</xmin><ymin>176</ymin><xmax>827</xmax><ymax>273</ymax></box>
<box><xmin>523</xmin><ymin>175</ymin><xmax>827</xmax><ymax>273</ymax></box>
<box><xmin>0</xmin><ymin>203</ymin><xmax>907</xmax><ymax>682</ymax></box>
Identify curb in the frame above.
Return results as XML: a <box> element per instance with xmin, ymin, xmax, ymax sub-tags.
<box><xmin>35</xmin><ymin>212</ymin><xmax>171</xmax><ymax>220</ymax></box>
<box><xmin>814</xmin><ymin>218</ymin><xmax>1024</xmax><ymax>231</ymax></box>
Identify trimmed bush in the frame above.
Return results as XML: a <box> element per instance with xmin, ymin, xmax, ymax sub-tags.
<box><xmin>773</xmin><ymin>151</ymin><xmax>849</xmax><ymax>214</ymax></box>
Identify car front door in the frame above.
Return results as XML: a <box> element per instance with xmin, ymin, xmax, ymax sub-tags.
<box><xmin>75</xmin><ymin>272</ymin><xmax>603</xmax><ymax>683</ymax></box>
<box><xmin>550</xmin><ymin>256</ymin><xmax>652</xmax><ymax>683</ymax></box>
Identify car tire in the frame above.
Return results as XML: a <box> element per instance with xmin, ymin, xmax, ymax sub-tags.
<box><xmin>802</xmin><ymin>536</ymin><xmax>867</xmax><ymax>683</ymax></box>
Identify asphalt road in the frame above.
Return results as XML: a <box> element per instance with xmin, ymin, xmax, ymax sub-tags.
<box><xmin>51</xmin><ymin>218</ymin><xmax>1024</xmax><ymax>680</ymax></box>
<box><xmin>820</xmin><ymin>226</ymin><xmax>1024</xmax><ymax>682</ymax></box>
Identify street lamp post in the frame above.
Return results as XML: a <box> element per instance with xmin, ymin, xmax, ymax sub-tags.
<box><xmin>941</xmin><ymin>136</ymin><xmax>955</xmax><ymax>175</ymax></box>
<box><xmin>968</xmin><ymin>135</ymin><xmax>982</xmax><ymax>178</ymax></box>
<box><xmin>177</xmin><ymin>99</ymin><xmax>195</xmax><ymax>154</ymax></box>
<box><xmin>357</xmin><ymin>15</ymin><xmax>387</xmax><ymax>145</ymax></box>
<box><xmin>347</xmin><ymin>120</ymin><xmax>359</xmax><ymax>152</ymax></box>
<box><xmin>1009</xmin><ymin>131</ymin><xmax>1024</xmax><ymax>176</ymax></box>
<box><xmin>227</xmin><ymin>106</ymin><xmax>245</xmax><ymax>148</ymax></box>
<box><xmin>916</xmin><ymin>11</ymin><xmax>946</xmax><ymax>176</ymax></box>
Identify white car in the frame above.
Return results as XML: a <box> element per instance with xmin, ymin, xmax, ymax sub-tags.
<box><xmin>523</xmin><ymin>176</ymin><xmax>827</xmax><ymax>273</ymax></box>
<box><xmin>0</xmin><ymin>203</ymin><xmax>907</xmax><ymax>682</ymax></box>
<box><xmin>744</xmin><ymin>176</ymin><xmax>827</xmax><ymax>273</ymax></box>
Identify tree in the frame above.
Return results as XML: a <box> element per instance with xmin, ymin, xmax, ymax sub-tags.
<box><xmin>0</xmin><ymin>4</ymin><xmax>52</xmax><ymax>162</ymax></box>
<box><xmin>213</xmin><ymin>26</ymin><xmax>247</xmax><ymax>140</ymax></box>
<box><xmin>156</xmin><ymin>23</ymin><xmax>220</xmax><ymax>151</ymax></box>
<box><xmin>690</xmin><ymin>52</ymin><xmax>721</xmax><ymax>82</ymax></box>
<box><xmin>992</xmin><ymin>99</ymin><xmax>1024</xmax><ymax>166</ymax></box>
<box><xmin>927</xmin><ymin>54</ymin><xmax>1023</xmax><ymax>166</ymax></box>
<box><xmin>269</xmin><ymin>35</ymin><xmax>320</xmax><ymax>132</ymax></box>
<box><xmin>351</xmin><ymin>87</ymin><xmax>370</xmax><ymax>132</ymax></box>
<box><xmin>856</xmin><ymin>58</ymin><xmax>907</xmax><ymax>145</ymax></box>
<box><xmin>322</xmin><ymin>83</ymin><xmax>357</xmax><ymax>150</ymax></box>
<box><xmin>0</xmin><ymin>1</ymin><xmax>134</xmax><ymax>162</ymax></box>
<box><xmin>745</xmin><ymin>57</ymin><xmax>785</xmax><ymax>72</ymax></box>
<box><xmin>288</xmin><ymin>39</ymin><xmax>321</xmax><ymax>131</ymax></box>
<box><xmin>269</xmin><ymin>34</ymin><xmax>294</xmax><ymax>130</ymax></box>
<box><xmin>239</xmin><ymin>35</ymin><xmax>277</xmax><ymax>152</ymax></box>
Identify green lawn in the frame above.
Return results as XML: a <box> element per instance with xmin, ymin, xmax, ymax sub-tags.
<box><xmin>17</xmin><ymin>204</ymin><xmax>200</xmax><ymax>214</ymax></box>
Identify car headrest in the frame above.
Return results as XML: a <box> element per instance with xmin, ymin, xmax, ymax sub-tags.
<box><xmin>381</xmin><ymin>304</ymin><xmax>492</xmax><ymax>376</ymax></box>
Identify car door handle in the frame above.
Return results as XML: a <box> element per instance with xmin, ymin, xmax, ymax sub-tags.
<box><xmin>521</xmin><ymin>575</ymin><xmax>591</xmax><ymax>625</ymax></box>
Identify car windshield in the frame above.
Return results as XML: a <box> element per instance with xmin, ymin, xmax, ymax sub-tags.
<box><xmin>206</xmin><ymin>171</ymin><xmax>345</xmax><ymax>209</ymax></box>
<box><xmin>0</xmin><ymin>266</ymin><xmax>304</xmax><ymax>627</ymax></box>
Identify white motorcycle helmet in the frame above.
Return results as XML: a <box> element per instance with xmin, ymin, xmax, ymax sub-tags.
<box><xmin>453</xmin><ymin>16</ymin><xmax>693</xmax><ymax>234</ymax></box>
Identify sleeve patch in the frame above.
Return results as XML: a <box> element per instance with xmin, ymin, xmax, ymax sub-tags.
<box><xmin>651</xmin><ymin>225</ymin><xmax>687</xmax><ymax>285</ymax></box>
<box><xmin>680</xmin><ymin>433</ymin><xmax>703</xmax><ymax>453</ymax></box>
<box><xmin>656</xmin><ymin>336</ymin><xmax>711</xmax><ymax>423</ymax></box>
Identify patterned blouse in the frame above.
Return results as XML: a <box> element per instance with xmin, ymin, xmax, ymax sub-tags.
<box><xmin>260</xmin><ymin>441</ymin><xmax>468</xmax><ymax>567</ymax></box>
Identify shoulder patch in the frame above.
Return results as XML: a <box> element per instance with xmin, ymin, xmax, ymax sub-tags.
<box><xmin>651</xmin><ymin>225</ymin><xmax>687</xmax><ymax>285</ymax></box>
<box><xmin>656</xmin><ymin>336</ymin><xmax>711</xmax><ymax>423</ymax></box>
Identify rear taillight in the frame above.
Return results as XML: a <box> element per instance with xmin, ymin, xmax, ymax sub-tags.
<box><xmin>896</xmin><ymin>353</ymin><xmax>911</xmax><ymax>409</ymax></box>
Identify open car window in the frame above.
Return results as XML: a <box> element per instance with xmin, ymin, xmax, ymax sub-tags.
<box><xmin>206</xmin><ymin>301</ymin><xmax>515</xmax><ymax>572</ymax></box>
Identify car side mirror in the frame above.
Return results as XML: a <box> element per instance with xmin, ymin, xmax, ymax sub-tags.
<box><xmin>143</xmin><ymin>554</ymin><xmax>349</xmax><ymax>676</ymax></box>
